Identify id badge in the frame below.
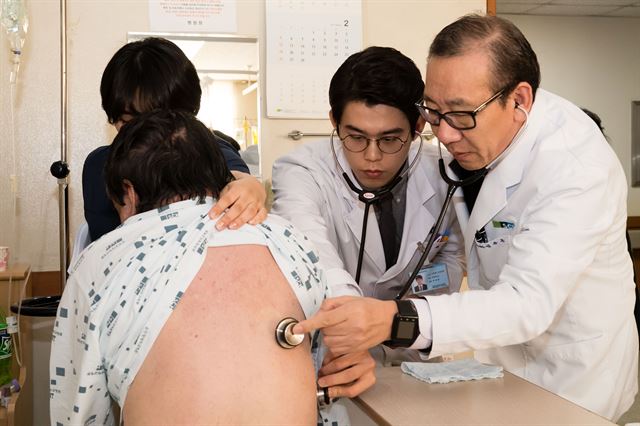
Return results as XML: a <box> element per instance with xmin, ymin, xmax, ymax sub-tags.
<box><xmin>411</xmin><ymin>263</ymin><xmax>449</xmax><ymax>295</ymax></box>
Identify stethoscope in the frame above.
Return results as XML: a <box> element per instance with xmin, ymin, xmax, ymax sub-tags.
<box><xmin>274</xmin><ymin>317</ymin><xmax>332</xmax><ymax>407</ymax></box>
<box><xmin>271</xmin><ymin>132</ymin><xmax>425</xmax><ymax>407</ymax></box>
<box><xmin>330</xmin><ymin>129</ymin><xmax>425</xmax><ymax>284</ymax></box>
<box><xmin>394</xmin><ymin>104</ymin><xmax>530</xmax><ymax>299</ymax></box>
<box><xmin>272</xmin><ymin>106</ymin><xmax>529</xmax><ymax>407</ymax></box>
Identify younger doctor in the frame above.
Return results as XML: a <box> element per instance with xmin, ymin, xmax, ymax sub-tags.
<box><xmin>294</xmin><ymin>15</ymin><xmax>638</xmax><ymax>421</ymax></box>
<box><xmin>271</xmin><ymin>46</ymin><xmax>465</xmax><ymax>369</ymax></box>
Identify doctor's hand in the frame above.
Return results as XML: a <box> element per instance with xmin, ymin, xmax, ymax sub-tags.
<box><xmin>292</xmin><ymin>296</ymin><xmax>397</xmax><ymax>356</ymax></box>
<box><xmin>209</xmin><ymin>171</ymin><xmax>268</xmax><ymax>230</ymax></box>
<box><xmin>318</xmin><ymin>349</ymin><xmax>376</xmax><ymax>399</ymax></box>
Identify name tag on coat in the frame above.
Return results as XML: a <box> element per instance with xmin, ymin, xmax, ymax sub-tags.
<box><xmin>475</xmin><ymin>219</ymin><xmax>516</xmax><ymax>248</ymax></box>
<box><xmin>412</xmin><ymin>263</ymin><xmax>449</xmax><ymax>295</ymax></box>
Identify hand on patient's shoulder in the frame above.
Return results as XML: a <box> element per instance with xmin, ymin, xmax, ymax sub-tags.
<box><xmin>209</xmin><ymin>171</ymin><xmax>268</xmax><ymax>230</ymax></box>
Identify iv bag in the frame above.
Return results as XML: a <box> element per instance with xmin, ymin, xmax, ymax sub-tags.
<box><xmin>1</xmin><ymin>0</ymin><xmax>28</xmax><ymax>55</ymax></box>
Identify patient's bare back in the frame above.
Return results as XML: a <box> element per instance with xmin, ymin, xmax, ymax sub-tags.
<box><xmin>124</xmin><ymin>245</ymin><xmax>317</xmax><ymax>425</ymax></box>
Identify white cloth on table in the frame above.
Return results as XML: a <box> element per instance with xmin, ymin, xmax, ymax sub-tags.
<box><xmin>401</xmin><ymin>358</ymin><xmax>503</xmax><ymax>384</ymax></box>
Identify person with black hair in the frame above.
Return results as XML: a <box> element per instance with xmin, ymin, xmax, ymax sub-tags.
<box><xmin>581</xmin><ymin>107</ymin><xmax>605</xmax><ymax>134</ymax></box>
<box><xmin>83</xmin><ymin>37</ymin><xmax>266</xmax><ymax>242</ymax></box>
<box><xmin>414</xmin><ymin>275</ymin><xmax>426</xmax><ymax>292</ymax></box>
<box><xmin>51</xmin><ymin>110</ymin><xmax>328</xmax><ymax>425</ymax></box>
<box><xmin>271</xmin><ymin>46</ymin><xmax>465</xmax><ymax>398</ymax></box>
<box><xmin>298</xmin><ymin>15</ymin><xmax>637</xmax><ymax>421</ymax></box>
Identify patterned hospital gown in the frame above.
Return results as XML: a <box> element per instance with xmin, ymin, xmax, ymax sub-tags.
<box><xmin>49</xmin><ymin>198</ymin><xmax>333</xmax><ymax>425</ymax></box>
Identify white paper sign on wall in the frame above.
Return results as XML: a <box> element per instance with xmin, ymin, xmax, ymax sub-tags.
<box><xmin>149</xmin><ymin>0</ymin><xmax>238</xmax><ymax>33</ymax></box>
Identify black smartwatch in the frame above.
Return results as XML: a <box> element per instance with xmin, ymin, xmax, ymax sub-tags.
<box><xmin>383</xmin><ymin>299</ymin><xmax>420</xmax><ymax>348</ymax></box>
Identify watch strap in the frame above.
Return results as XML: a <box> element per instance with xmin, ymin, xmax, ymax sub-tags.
<box><xmin>395</xmin><ymin>299</ymin><xmax>418</xmax><ymax>317</ymax></box>
<box><xmin>383</xmin><ymin>299</ymin><xmax>419</xmax><ymax>348</ymax></box>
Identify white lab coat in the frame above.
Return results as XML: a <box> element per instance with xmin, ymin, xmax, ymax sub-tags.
<box><xmin>425</xmin><ymin>89</ymin><xmax>638</xmax><ymax>421</ymax></box>
<box><xmin>271</xmin><ymin>138</ymin><xmax>465</xmax><ymax>301</ymax></box>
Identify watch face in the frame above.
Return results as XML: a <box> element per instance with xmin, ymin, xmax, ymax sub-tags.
<box><xmin>396</xmin><ymin>320</ymin><xmax>415</xmax><ymax>339</ymax></box>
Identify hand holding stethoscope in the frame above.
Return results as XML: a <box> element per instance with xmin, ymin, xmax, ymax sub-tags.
<box><xmin>276</xmin><ymin>107</ymin><xmax>530</xmax><ymax>407</ymax></box>
<box><xmin>291</xmin><ymin>105</ymin><xmax>531</xmax><ymax>354</ymax></box>
<box><xmin>274</xmin><ymin>315</ymin><xmax>376</xmax><ymax>407</ymax></box>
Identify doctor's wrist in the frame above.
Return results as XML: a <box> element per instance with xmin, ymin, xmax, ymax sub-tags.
<box><xmin>380</xmin><ymin>300</ymin><xmax>398</xmax><ymax>341</ymax></box>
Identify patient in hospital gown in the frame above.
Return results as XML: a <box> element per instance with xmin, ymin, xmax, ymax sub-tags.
<box><xmin>49</xmin><ymin>110</ymin><xmax>331</xmax><ymax>425</ymax></box>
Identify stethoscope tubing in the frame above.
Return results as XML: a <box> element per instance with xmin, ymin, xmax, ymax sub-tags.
<box><xmin>396</xmin><ymin>107</ymin><xmax>530</xmax><ymax>299</ymax></box>
<box><xmin>334</xmin><ymin>107</ymin><xmax>528</xmax><ymax>293</ymax></box>
<box><xmin>393</xmin><ymin>151</ymin><xmax>489</xmax><ymax>300</ymax></box>
<box><xmin>331</xmin><ymin>130</ymin><xmax>424</xmax><ymax>285</ymax></box>
<box><xmin>395</xmin><ymin>181</ymin><xmax>458</xmax><ymax>299</ymax></box>
<box><xmin>354</xmin><ymin>201</ymin><xmax>371</xmax><ymax>283</ymax></box>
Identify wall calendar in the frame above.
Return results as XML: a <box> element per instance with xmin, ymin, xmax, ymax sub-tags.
<box><xmin>266</xmin><ymin>0</ymin><xmax>363</xmax><ymax>119</ymax></box>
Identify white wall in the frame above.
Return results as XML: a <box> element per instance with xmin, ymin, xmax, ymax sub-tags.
<box><xmin>0</xmin><ymin>0</ymin><xmax>485</xmax><ymax>273</ymax></box>
<box><xmin>0</xmin><ymin>0</ymin><xmax>61</xmax><ymax>271</ymax></box>
<box><xmin>258</xmin><ymin>0</ymin><xmax>486</xmax><ymax>182</ymax></box>
<box><xmin>0</xmin><ymin>2</ymin><xmax>486</xmax><ymax>423</ymax></box>
<box><xmin>504</xmin><ymin>14</ymin><xmax>640</xmax><ymax>215</ymax></box>
<box><xmin>11</xmin><ymin>10</ymin><xmax>636</xmax><ymax>267</ymax></box>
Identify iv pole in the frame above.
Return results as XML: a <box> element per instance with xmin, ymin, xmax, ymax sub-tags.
<box><xmin>8</xmin><ymin>0</ymin><xmax>66</xmax><ymax>317</ymax></box>
<box><xmin>49</xmin><ymin>0</ymin><xmax>69</xmax><ymax>292</ymax></box>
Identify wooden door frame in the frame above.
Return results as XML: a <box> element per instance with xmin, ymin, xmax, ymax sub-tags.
<box><xmin>487</xmin><ymin>0</ymin><xmax>496</xmax><ymax>15</ymax></box>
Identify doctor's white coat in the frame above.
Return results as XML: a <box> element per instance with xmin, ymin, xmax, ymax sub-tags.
<box><xmin>425</xmin><ymin>89</ymin><xmax>638</xmax><ymax>421</ymax></box>
<box><xmin>271</xmin><ymin>139</ymin><xmax>465</xmax><ymax>301</ymax></box>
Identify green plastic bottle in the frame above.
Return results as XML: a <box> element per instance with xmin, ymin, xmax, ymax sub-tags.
<box><xmin>0</xmin><ymin>322</ymin><xmax>13</xmax><ymax>386</ymax></box>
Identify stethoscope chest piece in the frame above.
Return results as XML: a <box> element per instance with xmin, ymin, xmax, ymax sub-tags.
<box><xmin>362</xmin><ymin>192</ymin><xmax>375</xmax><ymax>200</ymax></box>
<box><xmin>317</xmin><ymin>387</ymin><xmax>331</xmax><ymax>407</ymax></box>
<box><xmin>275</xmin><ymin>317</ymin><xmax>305</xmax><ymax>349</ymax></box>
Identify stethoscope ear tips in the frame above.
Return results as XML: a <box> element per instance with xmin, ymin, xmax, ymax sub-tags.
<box><xmin>275</xmin><ymin>317</ymin><xmax>305</xmax><ymax>349</ymax></box>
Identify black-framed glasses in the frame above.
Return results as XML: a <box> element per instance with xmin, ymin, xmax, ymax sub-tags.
<box><xmin>338</xmin><ymin>129</ymin><xmax>411</xmax><ymax>154</ymax></box>
<box><xmin>415</xmin><ymin>89</ymin><xmax>505</xmax><ymax>131</ymax></box>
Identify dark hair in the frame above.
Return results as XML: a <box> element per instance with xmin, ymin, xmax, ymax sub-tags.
<box><xmin>106</xmin><ymin>110</ymin><xmax>234</xmax><ymax>213</ymax></box>
<box><xmin>329</xmin><ymin>46</ymin><xmax>424</xmax><ymax>132</ymax></box>
<box><xmin>100</xmin><ymin>37</ymin><xmax>201</xmax><ymax>124</ymax></box>
<box><xmin>429</xmin><ymin>14</ymin><xmax>540</xmax><ymax>103</ymax></box>
<box><xmin>581</xmin><ymin>108</ymin><xmax>605</xmax><ymax>133</ymax></box>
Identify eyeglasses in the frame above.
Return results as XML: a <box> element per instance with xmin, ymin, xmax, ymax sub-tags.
<box><xmin>338</xmin><ymin>129</ymin><xmax>411</xmax><ymax>154</ymax></box>
<box><xmin>415</xmin><ymin>89</ymin><xmax>505</xmax><ymax>131</ymax></box>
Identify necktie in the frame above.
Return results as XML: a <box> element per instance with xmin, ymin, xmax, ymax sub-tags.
<box><xmin>449</xmin><ymin>159</ymin><xmax>486</xmax><ymax>213</ymax></box>
<box><xmin>374</xmin><ymin>193</ymin><xmax>399</xmax><ymax>271</ymax></box>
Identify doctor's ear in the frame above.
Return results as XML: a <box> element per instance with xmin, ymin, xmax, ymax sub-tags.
<box><xmin>329</xmin><ymin>110</ymin><xmax>337</xmax><ymax>129</ymax></box>
<box><xmin>511</xmin><ymin>82</ymin><xmax>533</xmax><ymax>117</ymax></box>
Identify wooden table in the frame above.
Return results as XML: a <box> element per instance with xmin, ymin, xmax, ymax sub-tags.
<box><xmin>353</xmin><ymin>367</ymin><xmax>613</xmax><ymax>425</ymax></box>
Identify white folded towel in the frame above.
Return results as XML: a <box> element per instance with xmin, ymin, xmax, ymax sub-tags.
<box><xmin>401</xmin><ymin>358</ymin><xmax>503</xmax><ymax>384</ymax></box>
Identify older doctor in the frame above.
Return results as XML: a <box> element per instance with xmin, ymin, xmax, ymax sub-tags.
<box><xmin>295</xmin><ymin>15</ymin><xmax>638</xmax><ymax>421</ymax></box>
<box><xmin>272</xmin><ymin>47</ymin><xmax>465</xmax><ymax>395</ymax></box>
